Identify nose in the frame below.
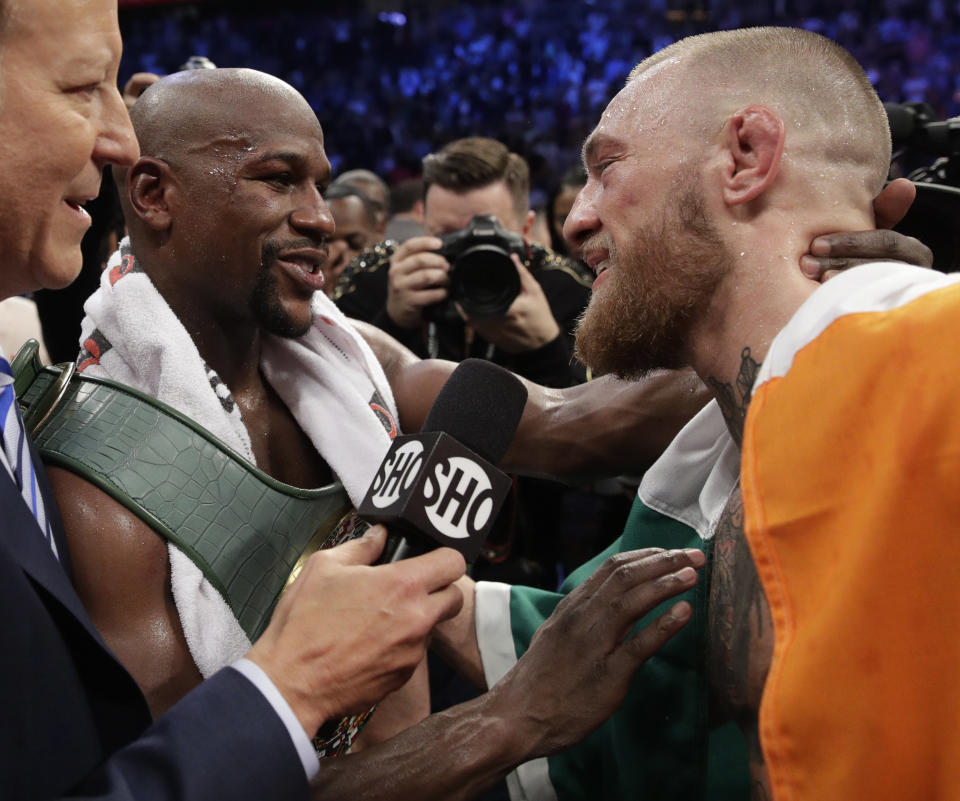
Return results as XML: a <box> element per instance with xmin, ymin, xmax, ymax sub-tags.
<box><xmin>562</xmin><ymin>182</ymin><xmax>598</xmax><ymax>254</ymax></box>
<box><xmin>94</xmin><ymin>84</ymin><xmax>140</xmax><ymax>170</ymax></box>
<box><xmin>291</xmin><ymin>187</ymin><xmax>336</xmax><ymax>241</ymax></box>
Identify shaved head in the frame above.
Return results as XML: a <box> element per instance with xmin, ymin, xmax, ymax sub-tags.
<box><xmin>627</xmin><ymin>27</ymin><xmax>891</xmax><ymax>196</ymax></box>
<box><xmin>128</xmin><ymin>67</ymin><xmax>322</xmax><ymax>168</ymax></box>
<box><xmin>571</xmin><ymin>28</ymin><xmax>889</xmax><ymax>380</ymax></box>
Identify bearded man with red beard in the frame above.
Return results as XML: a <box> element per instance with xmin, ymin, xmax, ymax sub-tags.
<box><xmin>565</xmin><ymin>25</ymin><xmax>960</xmax><ymax>801</ymax></box>
<box><xmin>427</xmin><ymin>25</ymin><xmax>947</xmax><ymax>801</ymax></box>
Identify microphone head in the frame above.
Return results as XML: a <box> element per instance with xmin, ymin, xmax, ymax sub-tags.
<box><xmin>421</xmin><ymin>359</ymin><xmax>528</xmax><ymax>465</ymax></box>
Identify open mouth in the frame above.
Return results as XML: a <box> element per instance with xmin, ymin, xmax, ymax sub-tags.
<box><xmin>276</xmin><ymin>248</ymin><xmax>328</xmax><ymax>291</ymax></box>
<box><xmin>64</xmin><ymin>198</ymin><xmax>92</xmax><ymax>219</ymax></box>
<box><xmin>583</xmin><ymin>247</ymin><xmax>610</xmax><ymax>275</ymax></box>
<box><xmin>590</xmin><ymin>258</ymin><xmax>613</xmax><ymax>291</ymax></box>
<box><xmin>283</xmin><ymin>256</ymin><xmax>322</xmax><ymax>275</ymax></box>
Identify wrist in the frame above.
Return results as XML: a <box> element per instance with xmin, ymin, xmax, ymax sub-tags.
<box><xmin>472</xmin><ymin>676</ymin><xmax>556</xmax><ymax>763</ymax></box>
<box><xmin>446</xmin><ymin>688</ymin><xmax>536</xmax><ymax>772</ymax></box>
<box><xmin>245</xmin><ymin>647</ymin><xmax>332</xmax><ymax>737</ymax></box>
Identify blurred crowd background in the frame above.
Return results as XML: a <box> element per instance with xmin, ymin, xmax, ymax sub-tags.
<box><xmin>118</xmin><ymin>0</ymin><xmax>960</xmax><ymax>208</ymax></box>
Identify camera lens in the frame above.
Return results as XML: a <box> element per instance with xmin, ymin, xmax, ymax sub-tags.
<box><xmin>451</xmin><ymin>245</ymin><xmax>521</xmax><ymax>317</ymax></box>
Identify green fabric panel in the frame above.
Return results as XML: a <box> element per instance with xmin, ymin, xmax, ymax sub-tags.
<box><xmin>509</xmin><ymin>497</ymin><xmax>749</xmax><ymax>800</ymax></box>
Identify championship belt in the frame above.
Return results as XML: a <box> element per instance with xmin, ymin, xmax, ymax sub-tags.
<box><xmin>13</xmin><ymin>340</ymin><xmax>371</xmax><ymax>756</ymax></box>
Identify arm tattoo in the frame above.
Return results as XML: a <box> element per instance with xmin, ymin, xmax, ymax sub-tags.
<box><xmin>704</xmin><ymin>347</ymin><xmax>760</xmax><ymax>447</ymax></box>
<box><xmin>707</xmin><ymin>484</ymin><xmax>772</xmax><ymax>796</ymax></box>
<box><xmin>708</xmin><ymin>486</ymin><xmax>761</xmax><ymax>716</ymax></box>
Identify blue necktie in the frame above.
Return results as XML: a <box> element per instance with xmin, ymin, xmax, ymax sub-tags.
<box><xmin>0</xmin><ymin>357</ymin><xmax>58</xmax><ymax>560</ymax></box>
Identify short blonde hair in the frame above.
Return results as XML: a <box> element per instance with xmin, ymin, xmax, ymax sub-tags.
<box><xmin>630</xmin><ymin>27</ymin><xmax>891</xmax><ymax>195</ymax></box>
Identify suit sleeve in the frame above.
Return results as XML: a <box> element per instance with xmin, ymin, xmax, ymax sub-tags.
<box><xmin>67</xmin><ymin>667</ymin><xmax>309</xmax><ymax>801</ymax></box>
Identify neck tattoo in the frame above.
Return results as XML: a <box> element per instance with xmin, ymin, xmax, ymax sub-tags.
<box><xmin>704</xmin><ymin>346</ymin><xmax>761</xmax><ymax>448</ymax></box>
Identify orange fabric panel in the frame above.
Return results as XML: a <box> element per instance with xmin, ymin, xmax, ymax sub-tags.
<box><xmin>741</xmin><ymin>283</ymin><xmax>960</xmax><ymax>801</ymax></box>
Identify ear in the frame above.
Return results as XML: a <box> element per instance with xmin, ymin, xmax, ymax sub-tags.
<box><xmin>720</xmin><ymin>104</ymin><xmax>785</xmax><ymax>207</ymax></box>
<box><xmin>521</xmin><ymin>209</ymin><xmax>536</xmax><ymax>239</ymax></box>
<box><xmin>127</xmin><ymin>157</ymin><xmax>174</xmax><ymax>232</ymax></box>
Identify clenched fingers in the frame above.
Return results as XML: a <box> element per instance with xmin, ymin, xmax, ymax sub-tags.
<box><xmin>395</xmin><ymin>267</ymin><xmax>450</xmax><ymax>292</ymax></box>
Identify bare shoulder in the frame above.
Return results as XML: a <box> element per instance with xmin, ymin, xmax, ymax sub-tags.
<box><xmin>48</xmin><ymin>465</ymin><xmax>170</xmax><ymax>599</ymax></box>
<box><xmin>348</xmin><ymin>318</ymin><xmax>420</xmax><ymax>380</ymax></box>
<box><xmin>347</xmin><ymin>317</ymin><xmax>459</xmax><ymax>433</ymax></box>
<box><xmin>47</xmin><ymin>465</ymin><xmax>201</xmax><ymax>717</ymax></box>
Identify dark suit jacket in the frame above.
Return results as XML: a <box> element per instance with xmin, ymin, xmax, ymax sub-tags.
<box><xmin>0</xmin><ymin>439</ymin><xmax>308</xmax><ymax>801</ymax></box>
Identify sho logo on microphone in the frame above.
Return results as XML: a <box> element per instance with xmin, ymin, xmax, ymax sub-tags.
<box><xmin>421</xmin><ymin>457</ymin><xmax>495</xmax><ymax>540</ymax></box>
<box><xmin>369</xmin><ymin>440</ymin><xmax>425</xmax><ymax>509</ymax></box>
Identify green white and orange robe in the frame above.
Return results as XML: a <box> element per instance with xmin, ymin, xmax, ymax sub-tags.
<box><xmin>742</xmin><ymin>261</ymin><xmax>960</xmax><ymax>801</ymax></box>
<box><xmin>474</xmin><ymin>401</ymin><xmax>749</xmax><ymax>800</ymax></box>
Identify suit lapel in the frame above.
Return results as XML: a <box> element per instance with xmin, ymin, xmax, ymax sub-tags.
<box><xmin>0</xmin><ymin>473</ymin><xmax>111</xmax><ymax>652</ymax></box>
<box><xmin>32</xmin><ymin>439</ymin><xmax>72</xmax><ymax>578</ymax></box>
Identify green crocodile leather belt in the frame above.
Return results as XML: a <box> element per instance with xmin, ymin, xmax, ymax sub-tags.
<box><xmin>12</xmin><ymin>341</ymin><xmax>353</xmax><ymax>642</ymax></box>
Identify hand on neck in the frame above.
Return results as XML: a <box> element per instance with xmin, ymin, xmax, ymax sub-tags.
<box><xmin>690</xmin><ymin>203</ymin><xmax>875</xmax><ymax>444</ymax></box>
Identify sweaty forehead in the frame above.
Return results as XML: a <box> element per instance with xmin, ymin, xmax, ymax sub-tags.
<box><xmin>194</xmin><ymin>96</ymin><xmax>322</xmax><ymax>163</ymax></box>
<box><xmin>584</xmin><ymin>58</ymin><xmax>691</xmax><ymax>163</ymax></box>
<box><xmin>134</xmin><ymin>69</ymin><xmax>324</xmax><ymax>162</ymax></box>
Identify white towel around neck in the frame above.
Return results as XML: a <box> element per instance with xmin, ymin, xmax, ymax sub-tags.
<box><xmin>77</xmin><ymin>238</ymin><xmax>399</xmax><ymax>676</ymax></box>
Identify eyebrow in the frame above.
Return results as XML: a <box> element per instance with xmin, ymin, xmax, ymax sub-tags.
<box><xmin>581</xmin><ymin>132</ymin><xmax>612</xmax><ymax>169</ymax></box>
<box><xmin>254</xmin><ymin>150</ymin><xmax>308</xmax><ymax>167</ymax></box>
<box><xmin>252</xmin><ymin>150</ymin><xmax>332</xmax><ymax>182</ymax></box>
<box><xmin>64</xmin><ymin>45</ymin><xmax>117</xmax><ymax>75</ymax></box>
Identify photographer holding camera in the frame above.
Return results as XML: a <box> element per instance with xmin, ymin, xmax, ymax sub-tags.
<box><xmin>334</xmin><ymin>137</ymin><xmax>593</xmax><ymax>389</ymax></box>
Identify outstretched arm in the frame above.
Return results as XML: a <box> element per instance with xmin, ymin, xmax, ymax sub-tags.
<box><xmin>502</xmin><ymin>367</ymin><xmax>707</xmax><ymax>480</ymax></box>
<box><xmin>356</xmin><ymin>201</ymin><xmax>933</xmax><ymax>483</ymax></box>
<box><xmin>354</xmin><ymin>318</ymin><xmax>709</xmax><ymax>481</ymax></box>
<box><xmin>311</xmin><ymin>547</ymin><xmax>705</xmax><ymax>801</ymax></box>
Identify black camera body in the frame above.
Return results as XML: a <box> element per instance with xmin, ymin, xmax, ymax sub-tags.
<box><xmin>884</xmin><ymin>102</ymin><xmax>960</xmax><ymax>272</ymax></box>
<box><xmin>430</xmin><ymin>214</ymin><xmax>527</xmax><ymax>319</ymax></box>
